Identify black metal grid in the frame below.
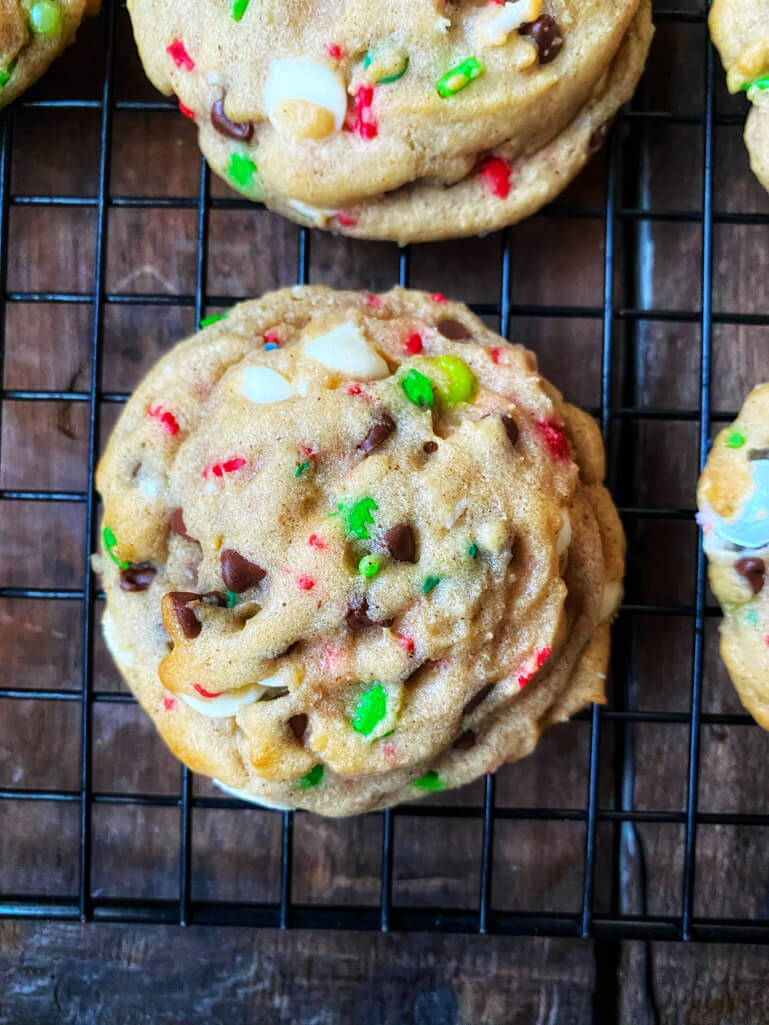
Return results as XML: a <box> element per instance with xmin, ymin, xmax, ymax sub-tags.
<box><xmin>1</xmin><ymin>0</ymin><xmax>768</xmax><ymax>950</ymax></box>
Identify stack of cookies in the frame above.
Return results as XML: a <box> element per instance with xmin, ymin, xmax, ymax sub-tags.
<box><xmin>96</xmin><ymin>288</ymin><xmax>625</xmax><ymax>815</ymax></box>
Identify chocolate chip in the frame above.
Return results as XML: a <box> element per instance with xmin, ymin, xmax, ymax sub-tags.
<box><xmin>437</xmin><ymin>318</ymin><xmax>472</xmax><ymax>341</ymax></box>
<box><xmin>119</xmin><ymin>563</ymin><xmax>156</xmax><ymax>592</ymax></box>
<box><xmin>167</xmin><ymin>591</ymin><xmax>203</xmax><ymax>639</ymax></box>
<box><xmin>384</xmin><ymin>523</ymin><xmax>416</xmax><ymax>563</ymax></box>
<box><xmin>463</xmin><ymin>683</ymin><xmax>495</xmax><ymax>716</ymax></box>
<box><xmin>221</xmin><ymin>549</ymin><xmax>267</xmax><ymax>593</ymax></box>
<box><xmin>748</xmin><ymin>447</ymin><xmax>769</xmax><ymax>461</ymax></box>
<box><xmin>736</xmin><ymin>556</ymin><xmax>765</xmax><ymax>594</ymax></box>
<box><xmin>345</xmin><ymin>597</ymin><xmax>394</xmax><ymax>631</ymax></box>
<box><xmin>453</xmin><ymin>729</ymin><xmax>476</xmax><ymax>751</ymax></box>
<box><xmin>423</xmin><ymin>441</ymin><xmax>438</xmax><ymax>454</ymax></box>
<box><xmin>519</xmin><ymin>15</ymin><xmax>564</xmax><ymax>63</ymax></box>
<box><xmin>501</xmin><ymin>413</ymin><xmax>519</xmax><ymax>447</ymax></box>
<box><xmin>288</xmin><ymin>713</ymin><xmax>308</xmax><ymax>741</ymax></box>
<box><xmin>358</xmin><ymin>412</ymin><xmax>396</xmax><ymax>456</ymax></box>
<box><xmin>211</xmin><ymin>98</ymin><xmax>253</xmax><ymax>141</ymax></box>
<box><xmin>169</xmin><ymin>507</ymin><xmax>197</xmax><ymax>544</ymax></box>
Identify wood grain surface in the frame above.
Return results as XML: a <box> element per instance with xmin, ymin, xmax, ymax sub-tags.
<box><xmin>2</xmin><ymin>1</ymin><xmax>769</xmax><ymax>1022</ymax></box>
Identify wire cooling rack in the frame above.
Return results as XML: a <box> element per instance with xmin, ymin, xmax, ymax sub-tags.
<box><xmin>2</xmin><ymin>0</ymin><xmax>769</xmax><ymax>965</ymax></box>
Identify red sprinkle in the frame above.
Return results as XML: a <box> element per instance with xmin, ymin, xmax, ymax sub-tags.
<box><xmin>348</xmin><ymin>85</ymin><xmax>377</xmax><ymax>140</ymax></box>
<box><xmin>517</xmin><ymin>647</ymin><xmax>551</xmax><ymax>688</ymax></box>
<box><xmin>431</xmin><ymin>292</ymin><xmax>447</xmax><ymax>303</ymax></box>
<box><xmin>326</xmin><ymin>43</ymin><xmax>345</xmax><ymax>59</ymax></box>
<box><xmin>322</xmin><ymin>644</ymin><xmax>341</xmax><ymax>673</ymax></box>
<box><xmin>397</xmin><ymin>633</ymin><xmax>415</xmax><ymax>656</ymax></box>
<box><xmin>336</xmin><ymin>211</ymin><xmax>358</xmax><ymax>228</ymax></box>
<box><xmin>536</xmin><ymin>420</ymin><xmax>571</xmax><ymax>462</ymax></box>
<box><xmin>347</xmin><ymin>382</ymin><xmax>362</xmax><ymax>396</ymax></box>
<box><xmin>203</xmin><ymin>456</ymin><xmax>247</xmax><ymax>480</ymax></box>
<box><xmin>148</xmin><ymin>404</ymin><xmax>180</xmax><ymax>436</ymax></box>
<box><xmin>405</xmin><ymin>333</ymin><xmax>423</xmax><ymax>355</ymax></box>
<box><xmin>297</xmin><ymin>575</ymin><xmax>315</xmax><ymax>591</ymax></box>
<box><xmin>193</xmin><ymin>684</ymin><xmax>222</xmax><ymax>698</ymax></box>
<box><xmin>163</xmin><ymin>696</ymin><xmax>176</xmax><ymax>711</ymax></box>
<box><xmin>490</xmin><ymin>347</ymin><xmax>504</xmax><ymax>364</ymax></box>
<box><xmin>365</xmin><ymin>293</ymin><xmax>383</xmax><ymax>308</ymax></box>
<box><xmin>178</xmin><ymin>101</ymin><xmax>196</xmax><ymax>122</ymax></box>
<box><xmin>479</xmin><ymin>156</ymin><xmax>511</xmax><ymax>199</ymax></box>
<box><xmin>382</xmin><ymin>743</ymin><xmax>397</xmax><ymax>760</ymax></box>
<box><xmin>308</xmin><ymin>534</ymin><xmax>326</xmax><ymax>550</ymax></box>
<box><xmin>264</xmin><ymin>329</ymin><xmax>280</xmax><ymax>346</ymax></box>
<box><xmin>166</xmin><ymin>40</ymin><xmax>194</xmax><ymax>70</ymax></box>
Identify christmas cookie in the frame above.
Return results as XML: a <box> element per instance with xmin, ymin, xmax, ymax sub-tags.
<box><xmin>126</xmin><ymin>0</ymin><xmax>653</xmax><ymax>243</ymax></box>
<box><xmin>95</xmin><ymin>286</ymin><xmax>625</xmax><ymax>816</ymax></box>
<box><xmin>710</xmin><ymin>0</ymin><xmax>769</xmax><ymax>193</ymax></box>
<box><xmin>698</xmin><ymin>384</ymin><xmax>769</xmax><ymax>730</ymax></box>
<box><xmin>0</xmin><ymin>0</ymin><xmax>98</xmax><ymax>108</ymax></box>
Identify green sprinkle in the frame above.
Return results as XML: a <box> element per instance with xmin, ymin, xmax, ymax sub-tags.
<box><xmin>336</xmin><ymin>496</ymin><xmax>379</xmax><ymax>539</ymax></box>
<box><xmin>358</xmin><ymin>554</ymin><xmax>380</xmax><ymax>579</ymax></box>
<box><xmin>200</xmin><ymin>312</ymin><xmax>229</xmax><ymax>328</ymax></box>
<box><xmin>412</xmin><ymin>771</ymin><xmax>444</xmax><ymax>791</ymax></box>
<box><xmin>299</xmin><ymin>764</ymin><xmax>324</xmax><ymax>789</ymax></box>
<box><xmin>380</xmin><ymin>730</ymin><xmax>395</xmax><ymax>738</ymax></box>
<box><xmin>364</xmin><ymin>47</ymin><xmax>409</xmax><ymax>84</ymax></box>
<box><xmin>401</xmin><ymin>369</ymin><xmax>434</xmax><ymax>408</ymax></box>
<box><xmin>227</xmin><ymin>151</ymin><xmax>257</xmax><ymax>190</ymax></box>
<box><xmin>726</xmin><ymin>431</ymin><xmax>746</xmax><ymax>449</ymax></box>
<box><xmin>351</xmin><ymin>682</ymin><xmax>387</xmax><ymax>735</ymax></box>
<box><xmin>467</xmin><ymin>543</ymin><xmax>478</xmax><ymax>558</ymax></box>
<box><xmin>436</xmin><ymin>57</ymin><xmax>484</xmax><ymax>98</ymax></box>
<box><xmin>295</xmin><ymin>461</ymin><xmax>310</xmax><ymax>478</ymax></box>
<box><xmin>431</xmin><ymin>355</ymin><xmax>476</xmax><ymax>405</ymax></box>
<box><xmin>28</xmin><ymin>0</ymin><xmax>62</xmax><ymax>35</ymax></box>
<box><xmin>423</xmin><ymin>575</ymin><xmax>441</xmax><ymax>595</ymax></box>
<box><xmin>102</xmin><ymin>526</ymin><xmax>130</xmax><ymax>569</ymax></box>
<box><xmin>742</xmin><ymin>74</ymin><xmax>769</xmax><ymax>93</ymax></box>
<box><xmin>225</xmin><ymin>590</ymin><xmax>239</xmax><ymax>608</ymax></box>
<box><xmin>746</xmin><ymin>609</ymin><xmax>759</xmax><ymax>626</ymax></box>
<box><xmin>231</xmin><ymin>0</ymin><xmax>250</xmax><ymax>20</ymax></box>
<box><xmin>0</xmin><ymin>62</ymin><xmax>16</xmax><ymax>88</ymax></box>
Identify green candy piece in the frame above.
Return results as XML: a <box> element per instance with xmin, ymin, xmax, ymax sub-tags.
<box><xmin>412</xmin><ymin>771</ymin><xmax>444</xmax><ymax>791</ymax></box>
<box><xmin>423</xmin><ymin>575</ymin><xmax>441</xmax><ymax>595</ymax></box>
<box><xmin>431</xmin><ymin>355</ymin><xmax>476</xmax><ymax>405</ymax></box>
<box><xmin>467</xmin><ymin>543</ymin><xmax>478</xmax><ymax>558</ymax></box>
<box><xmin>299</xmin><ymin>764</ymin><xmax>324</xmax><ymax>789</ymax></box>
<box><xmin>200</xmin><ymin>311</ymin><xmax>229</xmax><ymax>328</ymax></box>
<box><xmin>29</xmin><ymin>0</ymin><xmax>62</xmax><ymax>35</ymax></box>
<box><xmin>335</xmin><ymin>496</ymin><xmax>378</xmax><ymax>539</ymax></box>
<box><xmin>726</xmin><ymin>431</ymin><xmax>745</xmax><ymax>449</ymax></box>
<box><xmin>295</xmin><ymin>461</ymin><xmax>310</xmax><ymax>478</ymax></box>
<box><xmin>358</xmin><ymin>554</ymin><xmax>380</xmax><ymax>579</ymax></box>
<box><xmin>0</xmin><ymin>62</ymin><xmax>16</xmax><ymax>88</ymax></box>
<box><xmin>742</xmin><ymin>74</ymin><xmax>769</xmax><ymax>92</ymax></box>
<box><xmin>225</xmin><ymin>590</ymin><xmax>239</xmax><ymax>608</ymax></box>
<box><xmin>231</xmin><ymin>0</ymin><xmax>250</xmax><ymax>20</ymax></box>
<box><xmin>351</xmin><ymin>682</ymin><xmax>387</xmax><ymax>735</ymax></box>
<box><xmin>436</xmin><ymin>57</ymin><xmax>484</xmax><ymax>98</ymax></box>
<box><xmin>227</xmin><ymin>151</ymin><xmax>257</xmax><ymax>190</ymax></box>
<box><xmin>401</xmin><ymin>369</ymin><xmax>434</xmax><ymax>408</ymax></box>
<box><xmin>364</xmin><ymin>47</ymin><xmax>409</xmax><ymax>84</ymax></box>
<box><xmin>102</xmin><ymin>526</ymin><xmax>130</xmax><ymax>570</ymax></box>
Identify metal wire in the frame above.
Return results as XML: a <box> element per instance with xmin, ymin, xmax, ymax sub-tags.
<box><xmin>2</xmin><ymin>0</ymin><xmax>768</xmax><ymax>963</ymax></box>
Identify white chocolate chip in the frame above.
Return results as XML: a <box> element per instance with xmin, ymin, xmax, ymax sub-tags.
<box><xmin>102</xmin><ymin>611</ymin><xmax>134</xmax><ymax>666</ymax></box>
<box><xmin>265</xmin><ymin>58</ymin><xmax>347</xmax><ymax>136</ymax></box>
<box><xmin>599</xmin><ymin>580</ymin><xmax>623</xmax><ymax>621</ymax></box>
<box><xmin>303</xmin><ymin>322</ymin><xmax>389</xmax><ymax>380</ymax></box>
<box><xmin>240</xmin><ymin>365</ymin><xmax>294</xmax><ymax>405</ymax></box>
<box><xmin>557</xmin><ymin>508</ymin><xmax>571</xmax><ymax>556</ymax></box>
<box><xmin>180</xmin><ymin>686</ymin><xmax>263</xmax><ymax>718</ymax></box>
<box><xmin>478</xmin><ymin>0</ymin><xmax>542</xmax><ymax>46</ymax></box>
<box><xmin>213</xmin><ymin>778</ymin><xmax>292</xmax><ymax>810</ymax></box>
<box><xmin>286</xmin><ymin>199</ymin><xmax>336</xmax><ymax>227</ymax></box>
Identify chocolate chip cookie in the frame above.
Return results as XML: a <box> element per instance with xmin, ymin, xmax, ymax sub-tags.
<box><xmin>95</xmin><ymin>286</ymin><xmax>625</xmax><ymax>815</ymax></box>
<box><xmin>698</xmin><ymin>384</ymin><xmax>769</xmax><ymax>730</ymax></box>
<box><xmin>710</xmin><ymin>0</ymin><xmax>769</xmax><ymax>192</ymax></box>
<box><xmin>0</xmin><ymin>0</ymin><xmax>98</xmax><ymax>107</ymax></box>
<box><xmin>126</xmin><ymin>0</ymin><xmax>653</xmax><ymax>243</ymax></box>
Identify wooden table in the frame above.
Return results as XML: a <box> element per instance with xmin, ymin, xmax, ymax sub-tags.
<box><xmin>2</xmin><ymin>2</ymin><xmax>769</xmax><ymax>1021</ymax></box>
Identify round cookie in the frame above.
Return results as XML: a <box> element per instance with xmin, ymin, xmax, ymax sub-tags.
<box><xmin>95</xmin><ymin>286</ymin><xmax>625</xmax><ymax>816</ymax></box>
<box><xmin>698</xmin><ymin>385</ymin><xmax>769</xmax><ymax>730</ymax></box>
<box><xmin>0</xmin><ymin>0</ymin><xmax>98</xmax><ymax>107</ymax></box>
<box><xmin>709</xmin><ymin>0</ymin><xmax>769</xmax><ymax>193</ymax></box>
<box><xmin>126</xmin><ymin>0</ymin><xmax>653</xmax><ymax>244</ymax></box>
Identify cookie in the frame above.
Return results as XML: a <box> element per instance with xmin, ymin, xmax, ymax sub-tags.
<box><xmin>95</xmin><ymin>286</ymin><xmax>625</xmax><ymax>816</ymax></box>
<box><xmin>0</xmin><ymin>0</ymin><xmax>98</xmax><ymax>107</ymax></box>
<box><xmin>126</xmin><ymin>0</ymin><xmax>653</xmax><ymax>244</ymax></box>
<box><xmin>710</xmin><ymin>0</ymin><xmax>769</xmax><ymax>193</ymax></box>
<box><xmin>698</xmin><ymin>385</ymin><xmax>769</xmax><ymax>730</ymax></box>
